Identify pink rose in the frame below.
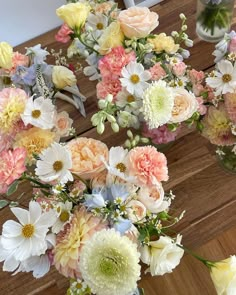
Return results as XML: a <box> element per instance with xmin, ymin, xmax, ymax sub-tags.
<box><xmin>55</xmin><ymin>23</ymin><xmax>73</xmax><ymax>43</ymax></box>
<box><xmin>149</xmin><ymin>62</ymin><xmax>166</xmax><ymax>80</ymax></box>
<box><xmin>229</xmin><ymin>36</ymin><xmax>236</xmax><ymax>53</ymax></box>
<box><xmin>128</xmin><ymin>146</ymin><xmax>168</xmax><ymax>186</ymax></box>
<box><xmin>96</xmin><ymin>78</ymin><xmax>122</xmax><ymax>100</ymax></box>
<box><xmin>54</xmin><ymin>111</ymin><xmax>73</xmax><ymax>137</ymax></box>
<box><xmin>172</xmin><ymin>61</ymin><xmax>187</xmax><ymax>77</ymax></box>
<box><xmin>118</xmin><ymin>7</ymin><xmax>159</xmax><ymax>39</ymax></box>
<box><xmin>67</xmin><ymin>137</ymin><xmax>109</xmax><ymax>179</ymax></box>
<box><xmin>99</xmin><ymin>46</ymin><xmax>136</xmax><ymax>79</ymax></box>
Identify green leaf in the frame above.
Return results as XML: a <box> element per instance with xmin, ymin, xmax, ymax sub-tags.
<box><xmin>7</xmin><ymin>180</ymin><xmax>19</xmax><ymax>196</ymax></box>
<box><xmin>0</xmin><ymin>200</ymin><xmax>9</xmax><ymax>209</ymax></box>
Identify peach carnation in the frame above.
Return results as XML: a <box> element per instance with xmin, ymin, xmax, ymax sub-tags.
<box><xmin>128</xmin><ymin>146</ymin><xmax>168</xmax><ymax>185</ymax></box>
<box><xmin>0</xmin><ymin>147</ymin><xmax>27</xmax><ymax>193</ymax></box>
<box><xmin>14</xmin><ymin>127</ymin><xmax>56</xmax><ymax>163</ymax></box>
<box><xmin>10</xmin><ymin>52</ymin><xmax>29</xmax><ymax>74</ymax></box>
<box><xmin>67</xmin><ymin>137</ymin><xmax>109</xmax><ymax>179</ymax></box>
<box><xmin>149</xmin><ymin>62</ymin><xmax>166</xmax><ymax>81</ymax></box>
<box><xmin>96</xmin><ymin>78</ymin><xmax>122</xmax><ymax>100</ymax></box>
<box><xmin>0</xmin><ymin>88</ymin><xmax>28</xmax><ymax>134</ymax></box>
<box><xmin>53</xmin><ymin>206</ymin><xmax>107</xmax><ymax>278</ymax></box>
<box><xmin>55</xmin><ymin>23</ymin><xmax>73</xmax><ymax>44</ymax></box>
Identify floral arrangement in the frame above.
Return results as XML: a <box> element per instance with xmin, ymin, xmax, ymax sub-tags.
<box><xmin>198</xmin><ymin>31</ymin><xmax>236</xmax><ymax>172</ymax></box>
<box><xmin>0</xmin><ymin>41</ymin><xmax>86</xmax><ymax>116</ymax></box>
<box><xmin>55</xmin><ymin>1</ymin><xmax>206</xmax><ymax>146</ymax></box>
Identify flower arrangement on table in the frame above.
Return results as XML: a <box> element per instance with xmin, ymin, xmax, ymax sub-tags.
<box><xmin>55</xmin><ymin>1</ymin><xmax>206</xmax><ymax>147</ymax></box>
<box><xmin>0</xmin><ymin>41</ymin><xmax>86</xmax><ymax>116</ymax></box>
<box><xmin>198</xmin><ymin>31</ymin><xmax>236</xmax><ymax>172</ymax></box>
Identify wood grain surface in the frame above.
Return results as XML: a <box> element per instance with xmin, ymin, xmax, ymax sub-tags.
<box><xmin>1</xmin><ymin>0</ymin><xmax>236</xmax><ymax>294</ymax></box>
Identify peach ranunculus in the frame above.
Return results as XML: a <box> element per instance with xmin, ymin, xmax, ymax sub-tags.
<box><xmin>55</xmin><ymin>23</ymin><xmax>73</xmax><ymax>44</ymax></box>
<box><xmin>128</xmin><ymin>146</ymin><xmax>168</xmax><ymax>186</ymax></box>
<box><xmin>98</xmin><ymin>21</ymin><xmax>124</xmax><ymax>55</ymax></box>
<box><xmin>170</xmin><ymin>88</ymin><xmax>198</xmax><ymax>123</ymax></box>
<box><xmin>118</xmin><ymin>7</ymin><xmax>159</xmax><ymax>39</ymax></box>
<box><xmin>67</xmin><ymin>137</ymin><xmax>109</xmax><ymax>179</ymax></box>
<box><xmin>54</xmin><ymin>111</ymin><xmax>73</xmax><ymax>137</ymax></box>
<box><xmin>148</xmin><ymin>33</ymin><xmax>179</xmax><ymax>54</ymax></box>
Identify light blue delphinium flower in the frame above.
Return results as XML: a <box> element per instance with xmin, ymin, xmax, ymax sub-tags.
<box><xmin>11</xmin><ymin>65</ymin><xmax>36</xmax><ymax>86</ymax></box>
<box><xmin>26</xmin><ymin>44</ymin><xmax>49</xmax><ymax>64</ymax></box>
<box><xmin>84</xmin><ymin>188</ymin><xmax>108</xmax><ymax>209</ymax></box>
<box><xmin>113</xmin><ymin>216</ymin><xmax>132</xmax><ymax>235</ymax></box>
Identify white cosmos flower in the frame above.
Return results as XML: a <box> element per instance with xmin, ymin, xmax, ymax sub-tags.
<box><xmin>116</xmin><ymin>88</ymin><xmax>142</xmax><ymax>114</ymax></box>
<box><xmin>120</xmin><ymin>61</ymin><xmax>151</xmax><ymax>97</ymax></box>
<box><xmin>35</xmin><ymin>142</ymin><xmax>73</xmax><ymax>183</ymax></box>
<box><xmin>86</xmin><ymin>13</ymin><xmax>108</xmax><ymax>37</ymax></box>
<box><xmin>206</xmin><ymin>60</ymin><xmax>236</xmax><ymax>95</ymax></box>
<box><xmin>21</xmin><ymin>96</ymin><xmax>55</xmax><ymax>129</ymax></box>
<box><xmin>1</xmin><ymin>201</ymin><xmax>56</xmax><ymax>261</ymax></box>
<box><xmin>52</xmin><ymin>201</ymin><xmax>73</xmax><ymax>234</ymax></box>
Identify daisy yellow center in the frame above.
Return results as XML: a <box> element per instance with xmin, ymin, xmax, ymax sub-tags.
<box><xmin>222</xmin><ymin>74</ymin><xmax>232</xmax><ymax>83</ymax></box>
<box><xmin>96</xmin><ymin>23</ymin><xmax>104</xmax><ymax>30</ymax></box>
<box><xmin>59</xmin><ymin>211</ymin><xmax>70</xmax><ymax>222</ymax></box>
<box><xmin>76</xmin><ymin>283</ymin><xmax>83</xmax><ymax>289</ymax></box>
<box><xmin>32</xmin><ymin>109</ymin><xmax>41</xmax><ymax>118</ymax></box>
<box><xmin>177</xmin><ymin>80</ymin><xmax>183</xmax><ymax>87</ymax></box>
<box><xmin>116</xmin><ymin>162</ymin><xmax>126</xmax><ymax>172</ymax></box>
<box><xmin>22</xmin><ymin>224</ymin><xmax>35</xmax><ymax>238</ymax></box>
<box><xmin>127</xmin><ymin>95</ymin><xmax>135</xmax><ymax>103</ymax></box>
<box><xmin>53</xmin><ymin>160</ymin><xmax>63</xmax><ymax>172</ymax></box>
<box><xmin>130</xmin><ymin>74</ymin><xmax>140</xmax><ymax>84</ymax></box>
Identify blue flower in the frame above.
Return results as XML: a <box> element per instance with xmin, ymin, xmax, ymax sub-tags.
<box><xmin>110</xmin><ymin>184</ymin><xmax>130</xmax><ymax>203</ymax></box>
<box><xmin>113</xmin><ymin>217</ymin><xmax>132</xmax><ymax>235</ymax></box>
<box><xmin>84</xmin><ymin>189</ymin><xmax>107</xmax><ymax>209</ymax></box>
<box><xmin>26</xmin><ymin>44</ymin><xmax>49</xmax><ymax>64</ymax></box>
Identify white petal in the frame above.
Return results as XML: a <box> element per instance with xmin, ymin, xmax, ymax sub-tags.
<box><xmin>14</xmin><ymin>239</ymin><xmax>32</xmax><ymax>261</ymax></box>
<box><xmin>3</xmin><ymin>255</ymin><xmax>20</xmax><ymax>272</ymax></box>
<box><xmin>1</xmin><ymin>236</ymin><xmax>24</xmax><ymax>250</ymax></box>
<box><xmin>2</xmin><ymin>220</ymin><xmax>22</xmax><ymax>238</ymax></box>
<box><xmin>11</xmin><ymin>207</ymin><xmax>29</xmax><ymax>225</ymax></box>
<box><xmin>29</xmin><ymin>201</ymin><xmax>42</xmax><ymax>224</ymax></box>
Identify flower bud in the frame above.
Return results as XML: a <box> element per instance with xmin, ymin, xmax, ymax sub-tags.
<box><xmin>111</xmin><ymin>122</ymin><xmax>119</xmax><ymax>133</ymax></box>
<box><xmin>98</xmin><ymin>99</ymin><xmax>107</xmax><ymax>109</ymax></box>
<box><xmin>97</xmin><ymin>122</ymin><xmax>105</xmax><ymax>134</ymax></box>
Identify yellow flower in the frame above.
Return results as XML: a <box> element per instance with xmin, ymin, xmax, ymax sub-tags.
<box><xmin>98</xmin><ymin>22</ymin><xmax>124</xmax><ymax>55</ymax></box>
<box><xmin>148</xmin><ymin>33</ymin><xmax>179</xmax><ymax>54</ymax></box>
<box><xmin>14</xmin><ymin>127</ymin><xmax>56</xmax><ymax>164</ymax></box>
<box><xmin>52</xmin><ymin>66</ymin><xmax>77</xmax><ymax>89</ymax></box>
<box><xmin>56</xmin><ymin>3</ymin><xmax>90</xmax><ymax>31</ymax></box>
<box><xmin>0</xmin><ymin>42</ymin><xmax>13</xmax><ymax>69</ymax></box>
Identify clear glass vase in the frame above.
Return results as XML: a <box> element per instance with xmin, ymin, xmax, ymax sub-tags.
<box><xmin>196</xmin><ymin>0</ymin><xmax>235</xmax><ymax>43</ymax></box>
<box><xmin>216</xmin><ymin>146</ymin><xmax>236</xmax><ymax>174</ymax></box>
<box><xmin>0</xmin><ymin>70</ymin><xmax>12</xmax><ymax>90</ymax></box>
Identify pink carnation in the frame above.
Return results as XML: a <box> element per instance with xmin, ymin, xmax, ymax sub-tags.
<box><xmin>149</xmin><ymin>62</ymin><xmax>166</xmax><ymax>80</ymax></box>
<box><xmin>142</xmin><ymin>123</ymin><xmax>180</xmax><ymax>145</ymax></box>
<box><xmin>55</xmin><ymin>23</ymin><xmax>73</xmax><ymax>43</ymax></box>
<box><xmin>96</xmin><ymin>79</ymin><xmax>122</xmax><ymax>100</ymax></box>
<box><xmin>172</xmin><ymin>61</ymin><xmax>187</xmax><ymax>77</ymax></box>
<box><xmin>0</xmin><ymin>147</ymin><xmax>27</xmax><ymax>193</ymax></box>
<box><xmin>229</xmin><ymin>36</ymin><xmax>236</xmax><ymax>53</ymax></box>
<box><xmin>128</xmin><ymin>146</ymin><xmax>169</xmax><ymax>186</ymax></box>
<box><xmin>9</xmin><ymin>52</ymin><xmax>29</xmax><ymax>74</ymax></box>
<box><xmin>196</xmin><ymin>97</ymin><xmax>207</xmax><ymax>115</ymax></box>
<box><xmin>98</xmin><ymin>46</ymin><xmax>136</xmax><ymax>79</ymax></box>
<box><xmin>188</xmin><ymin>69</ymin><xmax>205</xmax><ymax>84</ymax></box>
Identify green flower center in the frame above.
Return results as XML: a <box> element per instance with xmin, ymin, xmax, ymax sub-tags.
<box><xmin>99</xmin><ymin>250</ymin><xmax>124</xmax><ymax>276</ymax></box>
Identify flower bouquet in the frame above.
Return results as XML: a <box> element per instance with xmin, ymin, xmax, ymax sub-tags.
<box><xmin>0</xmin><ymin>41</ymin><xmax>86</xmax><ymax>116</ymax></box>
<box><xmin>199</xmin><ymin>31</ymin><xmax>236</xmax><ymax>172</ymax></box>
<box><xmin>55</xmin><ymin>1</ymin><xmax>205</xmax><ymax>148</ymax></box>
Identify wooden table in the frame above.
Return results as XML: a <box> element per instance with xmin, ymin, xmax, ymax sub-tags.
<box><xmin>1</xmin><ymin>0</ymin><xmax>236</xmax><ymax>294</ymax></box>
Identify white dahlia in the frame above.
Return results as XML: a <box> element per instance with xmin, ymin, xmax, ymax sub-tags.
<box><xmin>79</xmin><ymin>229</ymin><xmax>141</xmax><ymax>295</ymax></box>
<box><xmin>141</xmin><ymin>80</ymin><xmax>175</xmax><ymax>129</ymax></box>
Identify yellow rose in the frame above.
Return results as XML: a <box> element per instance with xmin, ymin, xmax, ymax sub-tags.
<box><xmin>98</xmin><ymin>22</ymin><xmax>124</xmax><ymax>55</ymax></box>
<box><xmin>52</xmin><ymin>66</ymin><xmax>77</xmax><ymax>89</ymax></box>
<box><xmin>56</xmin><ymin>3</ymin><xmax>90</xmax><ymax>30</ymax></box>
<box><xmin>148</xmin><ymin>33</ymin><xmax>179</xmax><ymax>54</ymax></box>
<box><xmin>0</xmin><ymin>42</ymin><xmax>13</xmax><ymax>69</ymax></box>
<box><xmin>210</xmin><ymin>256</ymin><xmax>236</xmax><ymax>295</ymax></box>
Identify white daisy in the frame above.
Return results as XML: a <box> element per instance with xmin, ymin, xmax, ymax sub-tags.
<box><xmin>116</xmin><ymin>88</ymin><xmax>142</xmax><ymax>112</ymax></box>
<box><xmin>52</xmin><ymin>201</ymin><xmax>73</xmax><ymax>234</ymax></box>
<box><xmin>35</xmin><ymin>142</ymin><xmax>73</xmax><ymax>183</ymax></box>
<box><xmin>206</xmin><ymin>59</ymin><xmax>236</xmax><ymax>95</ymax></box>
<box><xmin>120</xmin><ymin>61</ymin><xmax>151</xmax><ymax>97</ymax></box>
<box><xmin>141</xmin><ymin>80</ymin><xmax>175</xmax><ymax>129</ymax></box>
<box><xmin>86</xmin><ymin>13</ymin><xmax>108</xmax><ymax>38</ymax></box>
<box><xmin>21</xmin><ymin>96</ymin><xmax>55</xmax><ymax>129</ymax></box>
<box><xmin>1</xmin><ymin>201</ymin><xmax>56</xmax><ymax>261</ymax></box>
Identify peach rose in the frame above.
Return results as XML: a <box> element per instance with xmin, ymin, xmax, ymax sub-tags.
<box><xmin>54</xmin><ymin>111</ymin><xmax>73</xmax><ymax>137</ymax></box>
<box><xmin>128</xmin><ymin>146</ymin><xmax>168</xmax><ymax>185</ymax></box>
<box><xmin>118</xmin><ymin>7</ymin><xmax>159</xmax><ymax>39</ymax></box>
<box><xmin>67</xmin><ymin>137</ymin><xmax>109</xmax><ymax>179</ymax></box>
<box><xmin>170</xmin><ymin>88</ymin><xmax>198</xmax><ymax>123</ymax></box>
<box><xmin>91</xmin><ymin>170</ymin><xmax>108</xmax><ymax>189</ymax></box>
<box><xmin>126</xmin><ymin>200</ymin><xmax>146</xmax><ymax>223</ymax></box>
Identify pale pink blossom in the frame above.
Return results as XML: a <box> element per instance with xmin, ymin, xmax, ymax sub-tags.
<box><xmin>0</xmin><ymin>147</ymin><xmax>27</xmax><ymax>193</ymax></box>
<box><xmin>229</xmin><ymin>36</ymin><xmax>236</xmax><ymax>53</ymax></box>
<box><xmin>96</xmin><ymin>79</ymin><xmax>122</xmax><ymax>100</ymax></box>
<box><xmin>172</xmin><ymin>62</ymin><xmax>187</xmax><ymax>77</ymax></box>
<box><xmin>55</xmin><ymin>23</ymin><xmax>73</xmax><ymax>43</ymax></box>
<box><xmin>188</xmin><ymin>69</ymin><xmax>205</xmax><ymax>84</ymax></box>
<box><xmin>128</xmin><ymin>146</ymin><xmax>168</xmax><ymax>186</ymax></box>
<box><xmin>54</xmin><ymin>111</ymin><xmax>73</xmax><ymax>137</ymax></box>
<box><xmin>99</xmin><ymin>46</ymin><xmax>136</xmax><ymax>80</ymax></box>
<box><xmin>196</xmin><ymin>97</ymin><xmax>207</xmax><ymax>115</ymax></box>
<box><xmin>142</xmin><ymin>123</ymin><xmax>180</xmax><ymax>145</ymax></box>
<box><xmin>9</xmin><ymin>52</ymin><xmax>29</xmax><ymax>74</ymax></box>
<box><xmin>224</xmin><ymin>93</ymin><xmax>236</xmax><ymax>123</ymax></box>
<box><xmin>149</xmin><ymin>63</ymin><xmax>166</xmax><ymax>80</ymax></box>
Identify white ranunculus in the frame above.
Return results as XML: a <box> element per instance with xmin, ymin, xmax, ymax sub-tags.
<box><xmin>210</xmin><ymin>255</ymin><xmax>236</xmax><ymax>295</ymax></box>
<box><xmin>141</xmin><ymin>235</ymin><xmax>184</xmax><ymax>276</ymax></box>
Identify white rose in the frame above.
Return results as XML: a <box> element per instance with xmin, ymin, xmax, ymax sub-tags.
<box><xmin>126</xmin><ymin>200</ymin><xmax>146</xmax><ymax>223</ymax></box>
<box><xmin>210</xmin><ymin>255</ymin><xmax>236</xmax><ymax>295</ymax></box>
<box><xmin>141</xmin><ymin>235</ymin><xmax>184</xmax><ymax>276</ymax></box>
<box><xmin>137</xmin><ymin>185</ymin><xmax>169</xmax><ymax>213</ymax></box>
<box><xmin>52</xmin><ymin>66</ymin><xmax>77</xmax><ymax>89</ymax></box>
<box><xmin>170</xmin><ymin>88</ymin><xmax>198</xmax><ymax>123</ymax></box>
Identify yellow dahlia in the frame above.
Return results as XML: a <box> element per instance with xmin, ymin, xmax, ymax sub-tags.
<box><xmin>13</xmin><ymin>127</ymin><xmax>56</xmax><ymax>163</ymax></box>
<box><xmin>53</xmin><ymin>206</ymin><xmax>107</xmax><ymax>279</ymax></box>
